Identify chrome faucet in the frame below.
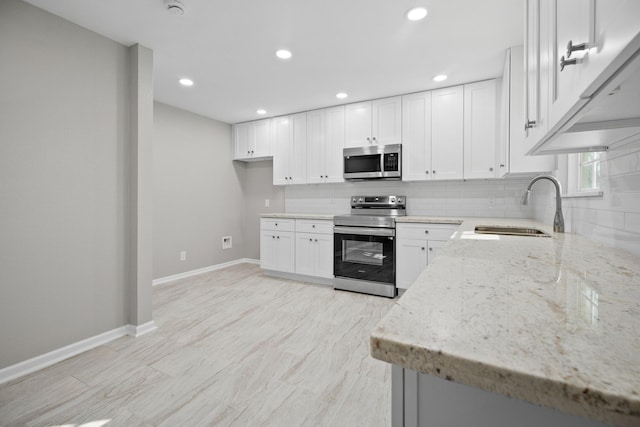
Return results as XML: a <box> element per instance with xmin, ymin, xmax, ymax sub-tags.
<box><xmin>522</xmin><ymin>175</ymin><xmax>565</xmax><ymax>233</ymax></box>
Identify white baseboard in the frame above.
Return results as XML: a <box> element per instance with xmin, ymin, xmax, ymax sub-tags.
<box><xmin>152</xmin><ymin>258</ymin><xmax>259</xmax><ymax>286</ymax></box>
<box><xmin>126</xmin><ymin>320</ymin><xmax>157</xmax><ymax>337</ymax></box>
<box><xmin>0</xmin><ymin>321</ymin><xmax>157</xmax><ymax>385</ymax></box>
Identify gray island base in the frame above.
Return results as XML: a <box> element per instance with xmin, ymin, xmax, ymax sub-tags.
<box><xmin>392</xmin><ymin>366</ymin><xmax>608</xmax><ymax>427</ymax></box>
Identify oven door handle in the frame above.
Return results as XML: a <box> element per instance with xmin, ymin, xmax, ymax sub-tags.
<box><xmin>334</xmin><ymin>226</ymin><xmax>395</xmax><ymax>237</ymax></box>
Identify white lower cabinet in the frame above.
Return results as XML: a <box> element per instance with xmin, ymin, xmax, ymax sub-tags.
<box><xmin>295</xmin><ymin>219</ymin><xmax>333</xmax><ymax>278</ymax></box>
<box><xmin>396</xmin><ymin>223</ymin><xmax>458</xmax><ymax>290</ymax></box>
<box><xmin>260</xmin><ymin>219</ymin><xmax>295</xmax><ymax>273</ymax></box>
<box><xmin>260</xmin><ymin>218</ymin><xmax>334</xmax><ymax>281</ymax></box>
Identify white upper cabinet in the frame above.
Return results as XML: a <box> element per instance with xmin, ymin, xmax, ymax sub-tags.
<box><xmin>232</xmin><ymin>119</ymin><xmax>271</xmax><ymax>161</ymax></box>
<box><xmin>345</xmin><ymin>96</ymin><xmax>401</xmax><ymax>148</ymax></box>
<box><xmin>272</xmin><ymin>113</ymin><xmax>308</xmax><ymax>185</ymax></box>
<box><xmin>307</xmin><ymin>106</ymin><xmax>345</xmax><ymax>184</ymax></box>
<box><xmin>402</xmin><ymin>87</ymin><xmax>464</xmax><ymax>182</ymax></box>
<box><xmin>402</xmin><ymin>91</ymin><xmax>432</xmax><ymax>181</ymax></box>
<box><xmin>431</xmin><ymin>86</ymin><xmax>464</xmax><ymax>180</ymax></box>
<box><xmin>463</xmin><ymin>80</ymin><xmax>498</xmax><ymax>179</ymax></box>
<box><xmin>500</xmin><ymin>46</ymin><xmax>555</xmax><ymax>176</ymax></box>
<box><xmin>525</xmin><ymin>0</ymin><xmax>640</xmax><ymax>154</ymax></box>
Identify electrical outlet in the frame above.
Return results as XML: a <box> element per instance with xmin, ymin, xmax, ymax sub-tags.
<box><xmin>222</xmin><ymin>236</ymin><xmax>232</xmax><ymax>249</ymax></box>
<box><xmin>265</xmin><ymin>199</ymin><xmax>270</xmax><ymax>208</ymax></box>
<box><xmin>179</xmin><ymin>250</ymin><xmax>187</xmax><ymax>261</ymax></box>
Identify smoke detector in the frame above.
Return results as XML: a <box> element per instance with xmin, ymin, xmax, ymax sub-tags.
<box><xmin>165</xmin><ymin>0</ymin><xmax>186</xmax><ymax>15</ymax></box>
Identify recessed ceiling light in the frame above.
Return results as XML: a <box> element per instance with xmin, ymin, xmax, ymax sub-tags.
<box><xmin>179</xmin><ymin>78</ymin><xmax>194</xmax><ymax>86</ymax></box>
<box><xmin>256</xmin><ymin>109</ymin><xmax>267</xmax><ymax>115</ymax></box>
<box><xmin>433</xmin><ymin>74</ymin><xmax>448</xmax><ymax>82</ymax></box>
<box><xmin>275</xmin><ymin>49</ymin><xmax>292</xmax><ymax>60</ymax></box>
<box><xmin>336</xmin><ymin>92</ymin><xmax>348</xmax><ymax>99</ymax></box>
<box><xmin>407</xmin><ymin>7</ymin><xmax>428</xmax><ymax>21</ymax></box>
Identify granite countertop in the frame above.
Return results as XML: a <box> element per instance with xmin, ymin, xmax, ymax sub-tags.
<box><xmin>371</xmin><ymin>217</ymin><xmax>640</xmax><ymax>427</ymax></box>
<box><xmin>260</xmin><ymin>213</ymin><xmax>336</xmax><ymax>220</ymax></box>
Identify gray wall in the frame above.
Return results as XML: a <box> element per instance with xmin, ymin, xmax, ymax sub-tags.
<box><xmin>153</xmin><ymin>103</ymin><xmax>285</xmax><ymax>277</ymax></box>
<box><xmin>153</xmin><ymin>103</ymin><xmax>240</xmax><ymax>278</ymax></box>
<box><xmin>0</xmin><ymin>0</ymin><xmax>131</xmax><ymax>368</ymax></box>
<box><xmin>240</xmin><ymin>162</ymin><xmax>286</xmax><ymax>260</ymax></box>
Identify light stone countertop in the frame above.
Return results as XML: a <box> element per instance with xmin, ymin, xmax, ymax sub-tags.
<box><xmin>370</xmin><ymin>217</ymin><xmax>640</xmax><ymax>427</ymax></box>
<box><xmin>260</xmin><ymin>213</ymin><xmax>336</xmax><ymax>220</ymax></box>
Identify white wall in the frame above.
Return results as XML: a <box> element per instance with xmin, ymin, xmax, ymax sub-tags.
<box><xmin>533</xmin><ymin>138</ymin><xmax>640</xmax><ymax>256</ymax></box>
<box><xmin>0</xmin><ymin>0</ymin><xmax>132</xmax><ymax>368</ymax></box>
<box><xmin>285</xmin><ymin>178</ymin><xmax>535</xmax><ymax>218</ymax></box>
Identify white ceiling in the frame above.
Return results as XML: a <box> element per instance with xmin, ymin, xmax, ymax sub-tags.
<box><xmin>24</xmin><ymin>0</ymin><xmax>523</xmax><ymax>124</ymax></box>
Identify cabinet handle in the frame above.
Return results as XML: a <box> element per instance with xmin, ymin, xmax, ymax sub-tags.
<box><xmin>560</xmin><ymin>55</ymin><xmax>579</xmax><ymax>71</ymax></box>
<box><xmin>366</xmin><ymin>137</ymin><xmax>371</xmax><ymax>144</ymax></box>
<box><xmin>429</xmin><ymin>247</ymin><xmax>433</xmax><ymax>251</ymax></box>
<box><xmin>432</xmin><ymin>170</ymin><xmax>436</xmax><ymax>174</ymax></box>
<box><xmin>566</xmin><ymin>40</ymin><xmax>589</xmax><ymax>58</ymax></box>
<box><xmin>489</xmin><ymin>167</ymin><xmax>494</xmax><ymax>172</ymax></box>
<box><xmin>272</xmin><ymin>235</ymin><xmax>275</xmax><ymax>239</ymax></box>
<box><xmin>277</xmin><ymin>236</ymin><xmax>280</xmax><ymax>239</ymax></box>
<box><xmin>372</xmin><ymin>137</ymin><xmax>377</xmax><ymax>143</ymax></box>
<box><xmin>424</xmin><ymin>230</ymin><xmax>429</xmax><ymax>234</ymax></box>
<box><xmin>314</xmin><ymin>239</ymin><xmax>318</xmax><ymax>242</ymax></box>
<box><xmin>275</xmin><ymin>223</ymin><xmax>278</xmax><ymax>226</ymax></box>
<box><xmin>500</xmin><ymin>164</ymin><xmax>505</xmax><ymax>168</ymax></box>
<box><xmin>289</xmin><ymin>176</ymin><xmax>292</xmax><ymax>180</ymax></box>
<box><xmin>309</xmin><ymin>238</ymin><xmax>312</xmax><ymax>241</ymax></box>
<box><xmin>421</xmin><ymin>247</ymin><xmax>425</xmax><ymax>251</ymax></box>
<box><xmin>524</xmin><ymin>120</ymin><xmax>536</xmax><ymax>130</ymax></box>
<box><xmin>312</xmin><ymin>225</ymin><xmax>315</xmax><ymax>228</ymax></box>
<box><xmin>247</xmin><ymin>150</ymin><xmax>250</xmax><ymax>154</ymax></box>
<box><xmin>251</xmin><ymin>150</ymin><xmax>254</xmax><ymax>154</ymax></box>
<box><xmin>425</xmin><ymin>170</ymin><xmax>429</xmax><ymax>174</ymax></box>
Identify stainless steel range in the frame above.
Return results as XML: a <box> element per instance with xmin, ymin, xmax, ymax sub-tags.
<box><xmin>333</xmin><ymin>195</ymin><xmax>406</xmax><ymax>298</ymax></box>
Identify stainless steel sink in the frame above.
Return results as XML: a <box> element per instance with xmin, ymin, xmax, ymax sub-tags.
<box><xmin>474</xmin><ymin>225</ymin><xmax>551</xmax><ymax>237</ymax></box>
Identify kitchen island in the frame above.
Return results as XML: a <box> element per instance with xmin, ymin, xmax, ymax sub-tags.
<box><xmin>371</xmin><ymin>217</ymin><xmax>640</xmax><ymax>427</ymax></box>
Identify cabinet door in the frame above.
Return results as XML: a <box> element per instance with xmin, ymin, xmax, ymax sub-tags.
<box><xmin>324</xmin><ymin>106</ymin><xmax>345</xmax><ymax>183</ymax></box>
<box><xmin>548</xmin><ymin>0</ymin><xmax>595</xmax><ymax>127</ymax></box>
<box><xmin>252</xmin><ymin>119</ymin><xmax>271</xmax><ymax>157</ymax></box>
<box><xmin>402</xmin><ymin>92</ymin><xmax>432</xmax><ymax>181</ymax></box>
<box><xmin>276</xmin><ymin>232</ymin><xmax>295</xmax><ymax>273</ymax></box>
<box><xmin>306</xmin><ymin>109</ymin><xmax>325</xmax><ymax>184</ymax></box>
<box><xmin>315</xmin><ymin>234</ymin><xmax>334</xmax><ymax>279</ymax></box>
<box><xmin>271</xmin><ymin>116</ymin><xmax>291</xmax><ymax>185</ymax></box>
<box><xmin>233</xmin><ymin>122</ymin><xmax>251</xmax><ymax>159</ymax></box>
<box><xmin>396</xmin><ymin>239</ymin><xmax>428</xmax><ymax>290</ymax></box>
<box><xmin>295</xmin><ymin>233</ymin><xmax>316</xmax><ymax>276</ymax></box>
<box><xmin>431</xmin><ymin>86</ymin><xmax>464</xmax><ymax>180</ymax></box>
<box><xmin>289</xmin><ymin>112</ymin><xmax>308</xmax><ymax>184</ymax></box>
<box><xmin>260</xmin><ymin>231</ymin><xmax>278</xmax><ymax>270</ymax></box>
<box><xmin>464</xmin><ymin>80</ymin><xmax>497</xmax><ymax>179</ymax></box>
<box><xmin>345</xmin><ymin>102</ymin><xmax>372</xmax><ymax>148</ymax></box>
<box><xmin>506</xmin><ymin>46</ymin><xmax>556</xmax><ymax>175</ymax></box>
<box><xmin>372</xmin><ymin>96</ymin><xmax>402</xmax><ymax>145</ymax></box>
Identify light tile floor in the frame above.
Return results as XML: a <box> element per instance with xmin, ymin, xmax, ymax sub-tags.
<box><xmin>0</xmin><ymin>263</ymin><xmax>395</xmax><ymax>426</ymax></box>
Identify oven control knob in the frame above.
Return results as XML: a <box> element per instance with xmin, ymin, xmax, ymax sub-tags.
<box><xmin>359</xmin><ymin>198</ymin><xmax>363</xmax><ymax>203</ymax></box>
<box><xmin>389</xmin><ymin>196</ymin><xmax>396</xmax><ymax>202</ymax></box>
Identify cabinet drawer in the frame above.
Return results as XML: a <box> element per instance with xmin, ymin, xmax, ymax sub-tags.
<box><xmin>296</xmin><ymin>219</ymin><xmax>333</xmax><ymax>235</ymax></box>
<box><xmin>396</xmin><ymin>223</ymin><xmax>458</xmax><ymax>241</ymax></box>
<box><xmin>261</xmin><ymin>218</ymin><xmax>295</xmax><ymax>232</ymax></box>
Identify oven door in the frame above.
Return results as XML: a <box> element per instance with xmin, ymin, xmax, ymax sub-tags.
<box><xmin>333</xmin><ymin>226</ymin><xmax>395</xmax><ymax>285</ymax></box>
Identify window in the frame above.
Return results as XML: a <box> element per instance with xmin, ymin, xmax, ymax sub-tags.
<box><xmin>566</xmin><ymin>152</ymin><xmax>603</xmax><ymax>198</ymax></box>
<box><xmin>578</xmin><ymin>152</ymin><xmax>601</xmax><ymax>191</ymax></box>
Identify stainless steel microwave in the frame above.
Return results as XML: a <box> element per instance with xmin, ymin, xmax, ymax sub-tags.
<box><xmin>343</xmin><ymin>144</ymin><xmax>402</xmax><ymax>181</ymax></box>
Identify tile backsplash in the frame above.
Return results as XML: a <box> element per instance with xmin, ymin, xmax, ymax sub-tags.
<box><xmin>285</xmin><ymin>178</ymin><xmax>535</xmax><ymax>218</ymax></box>
<box><xmin>532</xmin><ymin>138</ymin><xmax>640</xmax><ymax>256</ymax></box>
